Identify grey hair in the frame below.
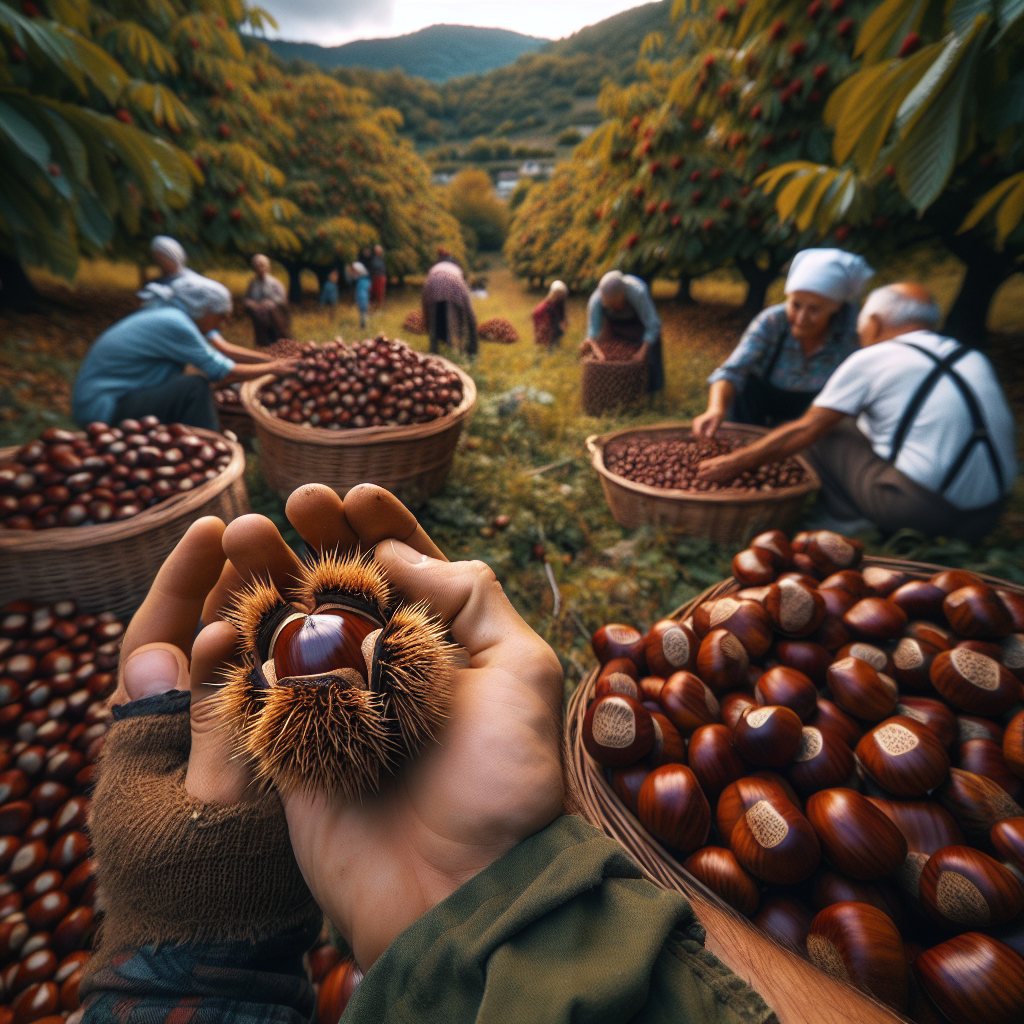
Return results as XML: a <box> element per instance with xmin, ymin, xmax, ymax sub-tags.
<box><xmin>548</xmin><ymin>280</ymin><xmax>568</xmax><ymax>298</ymax></box>
<box><xmin>858</xmin><ymin>285</ymin><xmax>941</xmax><ymax>332</ymax></box>
<box><xmin>598</xmin><ymin>270</ymin><xmax>626</xmax><ymax>301</ymax></box>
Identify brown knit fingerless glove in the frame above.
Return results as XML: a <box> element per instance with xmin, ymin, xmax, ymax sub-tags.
<box><xmin>87</xmin><ymin>690</ymin><xmax>323</xmax><ymax>973</ymax></box>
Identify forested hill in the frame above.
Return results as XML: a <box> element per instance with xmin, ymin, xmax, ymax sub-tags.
<box><xmin>263</xmin><ymin>24</ymin><xmax>547</xmax><ymax>81</ymax></box>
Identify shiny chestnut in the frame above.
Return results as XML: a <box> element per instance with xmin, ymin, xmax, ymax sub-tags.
<box><xmin>642</xmin><ymin>619</ymin><xmax>698</xmax><ymax>677</ymax></box>
<box><xmin>754</xmin><ymin>665</ymin><xmax>817</xmax><ymax>722</ymax></box>
<box><xmin>637</xmin><ymin>763</ymin><xmax>710</xmax><ymax>854</ymax></box>
<box><xmin>682</xmin><ymin>846</ymin><xmax>760</xmax><ymax>915</ymax></box>
<box><xmin>695</xmin><ymin>629</ymin><xmax>749</xmax><ymax>693</ymax></box>
<box><xmin>805</xmin><ymin>788</ymin><xmax>907</xmax><ymax>881</ymax></box>
<box><xmin>856</xmin><ymin>716</ymin><xmax>950</xmax><ymax>798</ymax></box>
<box><xmin>582</xmin><ymin>694</ymin><xmax>655</xmax><ymax>768</ymax></box>
<box><xmin>930</xmin><ymin>647</ymin><xmax>1021</xmax><ymax>716</ymax></box>
<box><xmin>919</xmin><ymin>845</ymin><xmax>1024</xmax><ymax>929</ymax></box>
<box><xmin>686</xmin><ymin>724</ymin><xmax>746</xmax><ymax>801</ymax></box>
<box><xmin>657</xmin><ymin>671</ymin><xmax>720</xmax><ymax>736</ymax></box>
<box><xmin>826</xmin><ymin>657</ymin><xmax>898</xmax><ymax>722</ymax></box>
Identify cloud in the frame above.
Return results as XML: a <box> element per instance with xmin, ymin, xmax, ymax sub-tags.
<box><xmin>256</xmin><ymin>0</ymin><xmax>396</xmax><ymax>44</ymax></box>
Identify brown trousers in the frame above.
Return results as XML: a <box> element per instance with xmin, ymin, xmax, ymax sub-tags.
<box><xmin>805</xmin><ymin>418</ymin><xmax>1004</xmax><ymax>542</ymax></box>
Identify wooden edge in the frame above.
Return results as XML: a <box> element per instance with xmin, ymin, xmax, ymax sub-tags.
<box><xmin>241</xmin><ymin>360</ymin><xmax>477</xmax><ymax>447</ymax></box>
<box><xmin>585</xmin><ymin>421</ymin><xmax>821</xmax><ymax>505</ymax></box>
<box><xmin>566</xmin><ymin>674</ymin><xmax>909</xmax><ymax>1024</ymax></box>
<box><xmin>0</xmin><ymin>427</ymin><xmax>245</xmax><ymax>552</ymax></box>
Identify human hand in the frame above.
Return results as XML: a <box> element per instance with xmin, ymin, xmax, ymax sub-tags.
<box><xmin>691</xmin><ymin>409</ymin><xmax>723</xmax><ymax>438</ymax></box>
<box><xmin>631</xmin><ymin>343</ymin><xmax>649</xmax><ymax>363</ymax></box>
<box><xmin>695</xmin><ymin>451</ymin><xmax>744</xmax><ymax>483</ymax></box>
<box><xmin>579</xmin><ymin>338</ymin><xmax>603</xmax><ymax>360</ymax></box>
<box><xmin>269</xmin><ymin>357</ymin><xmax>301</xmax><ymax>375</ymax></box>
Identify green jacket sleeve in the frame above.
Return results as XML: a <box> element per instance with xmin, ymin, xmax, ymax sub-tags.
<box><xmin>341</xmin><ymin>815</ymin><xmax>777</xmax><ymax>1024</ymax></box>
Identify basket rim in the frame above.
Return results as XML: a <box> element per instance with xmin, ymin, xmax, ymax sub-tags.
<box><xmin>585</xmin><ymin>421</ymin><xmax>821</xmax><ymax>505</ymax></box>
<box><xmin>0</xmin><ymin>426</ymin><xmax>245</xmax><ymax>552</ymax></box>
<box><xmin>239</xmin><ymin>357</ymin><xmax>477</xmax><ymax>448</ymax></box>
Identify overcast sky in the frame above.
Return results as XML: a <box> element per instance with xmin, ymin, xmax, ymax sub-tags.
<box><xmin>254</xmin><ymin>1</ymin><xmax>653</xmax><ymax>46</ymax></box>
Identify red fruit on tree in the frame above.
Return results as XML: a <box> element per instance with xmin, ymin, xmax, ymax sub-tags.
<box><xmin>624</xmin><ymin>232</ymin><xmax>640</xmax><ymax>249</ymax></box>
<box><xmin>659</xmin><ymin>199</ymin><xmax>672</xmax><ymax>213</ymax></box>
<box><xmin>750</xmin><ymin>104</ymin><xmax>764</xmax><ymax>119</ymax></box>
<box><xmin>702</xmin><ymin>217</ymin><xmax>716</xmax><ymax>231</ymax></box>
<box><xmin>691</xmin><ymin>118</ymin><xmax>706</xmax><ymax>132</ymax></box>
<box><xmin>769</xmin><ymin>19</ymin><xmax>787</xmax><ymax>39</ymax></box>
<box><xmin>631</xmin><ymin>115</ymin><xmax>641</xmax><ymax>131</ymax></box>
<box><xmin>691</xmin><ymin>190</ymin><xmax>704</xmax><ymax>203</ymax></box>
<box><xmin>885</xmin><ymin>164</ymin><xmax>896</xmax><ymax>178</ymax></box>
<box><xmin>898</xmin><ymin>32</ymin><xmax>921</xmax><ymax>57</ymax></box>
<box><xmin>646</xmin><ymin>201</ymin><xmax>658</xmax><ymax>216</ymax></box>
<box><xmin>807</xmin><ymin>0</ymin><xmax>823</xmax><ymax>17</ymax></box>
<box><xmin>837</xmin><ymin>17</ymin><xmax>855</xmax><ymax>36</ymax></box>
<box><xmin>740</xmin><ymin>185</ymin><xmax>752</xmax><ymax>197</ymax></box>
<box><xmin>48</xmin><ymin>163</ymin><xmax>61</xmax><ymax>177</ymax></box>
<box><xmin>650</xmin><ymin>159</ymin><xmax>662</xmax><ymax>174</ymax></box>
<box><xmin>719</xmin><ymin>197</ymin><xmax>735</xmax><ymax>211</ymax></box>
<box><xmin>690</xmin><ymin>170</ymin><xmax>702</xmax><ymax>182</ymax></box>
<box><xmin>710</xmin><ymin>167</ymin><xmax>723</xmax><ymax>181</ymax></box>
<box><xmin>671</xmin><ymin>215</ymin><xmax>682</xmax><ymax>227</ymax></box>
<box><xmin>834</xmin><ymin>224</ymin><xmax>852</xmax><ymax>241</ymax></box>
<box><xmin>830</xmin><ymin>0</ymin><xmax>847</xmax><ymax>11</ymax></box>
<box><xmin>22</xmin><ymin>1</ymin><xmax>40</xmax><ymax>16</ymax></box>
<box><xmin>218</xmin><ymin>123</ymin><xmax>231</xmax><ymax>138</ymax></box>
<box><xmin>114</xmin><ymin>109</ymin><xmax>132</xmax><ymax>124</ymax></box>
<box><xmin>789</xmin><ymin>40</ymin><xmax>808</xmax><ymax>57</ymax></box>
<box><xmin>716</xmin><ymin>6</ymin><xmax>730</xmax><ymax>21</ymax></box>
<box><xmin>188</xmin><ymin>37</ymin><xmax>199</xmax><ymax>49</ymax></box>
<box><xmin>671</xmin><ymin>155</ymin><xmax>684</xmax><ymax>169</ymax></box>
<box><xmin>230</xmin><ymin>209</ymin><xmax>242</xmax><ymax>222</ymax></box>
<box><xmin>813</xmin><ymin>62</ymin><xmax>829</xmax><ymax>80</ymax></box>
<box><xmin>703</xmin><ymin>54</ymin><xmax>717</xmax><ymax>69</ymax></box>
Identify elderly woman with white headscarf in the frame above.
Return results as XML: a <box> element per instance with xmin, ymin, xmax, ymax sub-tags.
<box><xmin>150</xmin><ymin>236</ymin><xmax>189</xmax><ymax>283</ymax></box>
<box><xmin>581</xmin><ymin>270</ymin><xmax>664</xmax><ymax>392</ymax></box>
<box><xmin>532</xmin><ymin>280</ymin><xmax>568</xmax><ymax>350</ymax></box>
<box><xmin>73</xmin><ymin>275</ymin><xmax>298</xmax><ymax>431</ymax></box>
<box><xmin>693</xmin><ymin>248</ymin><xmax>874</xmax><ymax>436</ymax></box>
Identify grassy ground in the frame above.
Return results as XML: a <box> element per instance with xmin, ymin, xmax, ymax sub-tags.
<box><xmin>2</xmin><ymin>259</ymin><xmax>1023</xmax><ymax>692</ymax></box>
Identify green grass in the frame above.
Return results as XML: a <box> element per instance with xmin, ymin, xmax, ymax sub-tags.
<box><xmin>3</xmin><ymin>259</ymin><xmax>1023</xmax><ymax>693</ymax></box>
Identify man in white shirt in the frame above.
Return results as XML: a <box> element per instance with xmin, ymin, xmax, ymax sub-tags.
<box><xmin>695</xmin><ymin>283</ymin><xmax>1017</xmax><ymax>541</ymax></box>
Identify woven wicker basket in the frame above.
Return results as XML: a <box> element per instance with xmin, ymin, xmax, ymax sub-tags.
<box><xmin>213</xmin><ymin>386</ymin><xmax>255</xmax><ymax>442</ymax></box>
<box><xmin>566</xmin><ymin>556</ymin><xmax>1024</xmax><ymax>1024</ymax></box>
<box><xmin>581</xmin><ymin>358</ymin><xmax>648</xmax><ymax>416</ymax></box>
<box><xmin>241</xmin><ymin>360</ymin><xmax>476</xmax><ymax>503</ymax></box>
<box><xmin>586</xmin><ymin>422</ymin><xmax>819</xmax><ymax>546</ymax></box>
<box><xmin>0</xmin><ymin>428</ymin><xmax>249</xmax><ymax>618</ymax></box>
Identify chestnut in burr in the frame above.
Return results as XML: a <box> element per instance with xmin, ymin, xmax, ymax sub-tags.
<box><xmin>855</xmin><ymin>716</ymin><xmax>951</xmax><ymax>798</ymax></box>
<box><xmin>914</xmin><ymin>932</ymin><xmax>1024</xmax><ymax>1024</ymax></box>
<box><xmin>930</xmin><ymin>647</ymin><xmax>1022</xmax><ymax>716</ymax></box>
<box><xmin>919</xmin><ymin>845</ymin><xmax>1024</xmax><ymax>929</ymax></box>
<box><xmin>805</xmin><ymin>788</ymin><xmax>907</xmax><ymax>881</ymax></box>
<box><xmin>638</xmin><ymin>763</ymin><xmax>711</xmax><ymax>854</ymax></box>
<box><xmin>642</xmin><ymin>619</ymin><xmax>698</xmax><ymax>678</ymax></box>
<box><xmin>806</xmin><ymin>901</ymin><xmax>908</xmax><ymax>1011</ymax></box>
<box><xmin>682</xmin><ymin>846</ymin><xmax>760</xmax><ymax>915</ymax></box>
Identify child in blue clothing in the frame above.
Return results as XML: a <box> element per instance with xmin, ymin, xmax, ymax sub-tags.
<box><xmin>350</xmin><ymin>261</ymin><xmax>370</xmax><ymax>331</ymax></box>
<box><xmin>319</xmin><ymin>268</ymin><xmax>339</xmax><ymax>308</ymax></box>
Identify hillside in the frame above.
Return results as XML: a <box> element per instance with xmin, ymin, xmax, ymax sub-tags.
<box><xmin>264</xmin><ymin>24</ymin><xmax>546</xmax><ymax>81</ymax></box>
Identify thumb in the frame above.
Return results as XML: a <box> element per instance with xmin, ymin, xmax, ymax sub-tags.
<box><xmin>185</xmin><ymin>620</ymin><xmax>256</xmax><ymax>806</ymax></box>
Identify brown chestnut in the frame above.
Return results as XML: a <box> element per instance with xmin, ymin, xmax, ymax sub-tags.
<box><xmin>1001</xmin><ymin>632</ymin><xmax>1024</xmax><ymax>679</ymax></box>
<box><xmin>610</xmin><ymin>763</ymin><xmax>651</xmax><ymax>815</ymax></box>
<box><xmin>930</xmin><ymin>647</ymin><xmax>1021</xmax><ymax>716</ymax></box>
<box><xmin>10</xmin><ymin>980</ymin><xmax>60</xmax><ymax>1022</ymax></box>
<box><xmin>996</xmin><ymin>587</ymin><xmax>1024</xmax><ymax>631</ymax></box>
<box><xmin>658</xmin><ymin>671</ymin><xmax>720</xmax><ymax>736</ymax></box>
<box><xmin>842</xmin><ymin>597</ymin><xmax>907</xmax><ymax>641</ymax></box>
<box><xmin>637</xmin><ymin>763</ymin><xmax>710</xmax><ymax>853</ymax></box>
<box><xmin>686</xmin><ymin>724</ymin><xmax>746</xmax><ymax>801</ymax></box>
<box><xmin>642</xmin><ymin>619</ymin><xmax>698</xmax><ymax>677</ymax></box>
<box><xmin>591</xmin><ymin>624</ymin><xmax>645</xmax><ymax>669</ymax></box>
<box><xmin>862</xmin><ymin>566</ymin><xmax>912</xmax><ymax>597</ymax></box>
<box><xmin>905</xmin><ymin>620</ymin><xmax>955</xmax><ymax>649</ymax></box>
<box><xmin>754</xmin><ymin>666</ymin><xmax>817</xmax><ymax>722</ymax></box>
<box><xmin>959</xmin><ymin>714</ymin><xmax>1003</xmax><ymax>745</ymax></box>
<box><xmin>751</xmin><ymin>895</ymin><xmax>814</xmax><ymax>953</ymax></box>
<box><xmin>959</xmin><ymin>739</ymin><xmax>1022</xmax><ymax>802</ymax></box>
<box><xmin>891</xmin><ymin>636</ymin><xmax>942</xmax><ymax>692</ymax></box>
<box><xmin>805</xmin><ymin>531</ymin><xmax>862</xmax><ymax>573</ymax></box>
<box><xmin>729</xmin><ymin>791</ymin><xmax>820</xmax><ymax>884</ymax></box>
<box><xmin>716</xmin><ymin>775</ymin><xmax>793</xmax><ymax>845</ymax></box>
<box><xmin>931</xmin><ymin>568</ymin><xmax>985</xmax><ymax>594</ymax></box>
<box><xmin>919</xmin><ymin>845</ymin><xmax>1024</xmax><ymax>928</ymax></box>
<box><xmin>944</xmin><ymin>584</ymin><xmax>1013</xmax><ymax>640</ymax></box>
<box><xmin>732</xmin><ymin>547</ymin><xmax>777</xmax><ymax>587</ymax></box>
<box><xmin>582</xmin><ymin>694</ymin><xmax>655</xmax><ymax>767</ymax></box>
<box><xmin>856</xmin><ymin>716</ymin><xmax>950</xmax><ymax>798</ymax></box>
<box><xmin>890</xmin><ymin>579</ymin><xmax>946</xmax><ymax>620</ymax></box>
<box><xmin>811</xmin><ymin>871</ymin><xmax>905</xmax><ymax>931</ymax></box>
<box><xmin>937</xmin><ymin>768</ymin><xmax>1024</xmax><ymax>843</ymax></box>
<box><xmin>991</xmin><ymin>817</ymin><xmax>1024</xmax><ymax>872</ymax></box>
<box><xmin>773</xmin><ymin>639</ymin><xmax>831</xmax><ymax>686</ymax></box>
<box><xmin>597</xmin><ymin>657</ymin><xmax>639</xmax><ymax>683</ymax></box>
<box><xmin>732</xmin><ymin>705</ymin><xmax>802</xmax><ymax>768</ymax></box>
<box><xmin>764</xmin><ymin>578</ymin><xmax>826</xmax><ymax>637</ymax></box>
<box><xmin>594</xmin><ymin>672</ymin><xmax>640</xmax><ymax>701</ymax></box>
<box><xmin>1005</xmin><ymin>709</ymin><xmax>1024</xmax><ymax>780</ymax></box>
<box><xmin>701</xmin><ymin>598</ymin><xmax>772</xmax><ymax>659</ymax></box>
<box><xmin>809</xmin><ymin>697</ymin><xmax>862</xmax><ymax>749</ymax></box>
<box><xmin>819</xmin><ymin>569</ymin><xmax>868</xmax><ymax>599</ymax></box>
<box><xmin>695</xmin><ymin>629</ymin><xmax>749</xmax><ymax>693</ymax></box>
<box><xmin>819</xmin><ymin>586</ymin><xmax>857</xmax><ymax>618</ymax></box>
<box><xmin>682</xmin><ymin>846</ymin><xmax>760</xmax><ymax>915</ymax></box>
<box><xmin>787</xmin><ymin>726</ymin><xmax>855</xmax><ymax>797</ymax></box>
<box><xmin>750</xmin><ymin>529</ymin><xmax>792</xmax><ymax>568</ymax></box>
<box><xmin>805</xmin><ymin>788</ymin><xmax>907</xmax><ymax>880</ymax></box>
<box><xmin>826</xmin><ymin>657</ymin><xmax>898</xmax><ymax>722</ymax></box>
<box><xmin>914</xmin><ymin>931</ymin><xmax>1024</xmax><ymax>1024</ymax></box>
<box><xmin>895</xmin><ymin>696</ymin><xmax>957</xmax><ymax>751</ymax></box>
<box><xmin>809</xmin><ymin>613</ymin><xmax>851</xmax><ymax>652</ymax></box>
<box><xmin>637</xmin><ymin>676</ymin><xmax>666</xmax><ymax>704</ymax></box>
<box><xmin>835</xmin><ymin>640</ymin><xmax>892</xmax><ymax>675</ymax></box>
<box><xmin>720</xmin><ymin>691</ymin><xmax>757</xmax><ymax>731</ymax></box>
<box><xmin>647</xmin><ymin>712</ymin><xmax>686</xmax><ymax>767</ymax></box>
<box><xmin>806</xmin><ymin>901</ymin><xmax>908</xmax><ymax>1011</ymax></box>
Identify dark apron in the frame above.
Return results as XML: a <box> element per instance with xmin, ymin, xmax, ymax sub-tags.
<box><xmin>732</xmin><ymin>328</ymin><xmax>817</xmax><ymax>427</ymax></box>
<box><xmin>596</xmin><ymin>313</ymin><xmax>665</xmax><ymax>393</ymax></box>
<box><xmin>888</xmin><ymin>342</ymin><xmax>1005</xmax><ymax>498</ymax></box>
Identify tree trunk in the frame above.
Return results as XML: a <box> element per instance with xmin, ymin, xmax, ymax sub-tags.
<box><xmin>736</xmin><ymin>257</ymin><xmax>777</xmax><ymax>318</ymax></box>
<box><xmin>0</xmin><ymin>255</ymin><xmax>46</xmax><ymax>312</ymax></box>
<box><xmin>941</xmin><ymin>239</ymin><xmax>1014</xmax><ymax>347</ymax></box>
<box><xmin>283</xmin><ymin>261</ymin><xmax>303</xmax><ymax>305</ymax></box>
<box><xmin>675</xmin><ymin>275</ymin><xmax>694</xmax><ymax>304</ymax></box>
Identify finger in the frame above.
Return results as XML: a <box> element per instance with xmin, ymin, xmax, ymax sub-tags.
<box><xmin>112</xmin><ymin>642</ymin><xmax>190</xmax><ymax>707</ymax></box>
<box><xmin>374</xmin><ymin>540</ymin><xmax>561</xmax><ymax>706</ymax></box>
<box><xmin>285</xmin><ymin>484</ymin><xmax>359</xmax><ymax>554</ymax></box>
<box><xmin>186</xmin><ymin>621</ymin><xmax>254</xmax><ymax>805</ymax></box>
<box><xmin>343</xmin><ymin>484</ymin><xmax>447</xmax><ymax>561</ymax></box>
<box><xmin>120</xmin><ymin>517</ymin><xmax>226</xmax><ymax>671</ymax></box>
<box><xmin>222</xmin><ymin>513</ymin><xmax>305</xmax><ymax>598</ymax></box>
<box><xmin>200</xmin><ymin>559</ymin><xmax>246</xmax><ymax>624</ymax></box>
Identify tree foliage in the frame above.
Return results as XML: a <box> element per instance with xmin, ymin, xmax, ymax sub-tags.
<box><xmin>443</xmin><ymin>168</ymin><xmax>510</xmax><ymax>254</ymax></box>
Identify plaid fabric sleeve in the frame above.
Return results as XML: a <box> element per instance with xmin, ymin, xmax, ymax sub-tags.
<box><xmin>79</xmin><ymin>926</ymin><xmax>319</xmax><ymax>1024</ymax></box>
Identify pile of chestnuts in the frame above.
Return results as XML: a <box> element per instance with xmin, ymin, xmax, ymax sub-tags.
<box><xmin>256</xmin><ymin>336</ymin><xmax>464</xmax><ymax>430</ymax></box>
<box><xmin>583</xmin><ymin>528</ymin><xmax>1024</xmax><ymax>1023</ymax></box>
<box><xmin>214</xmin><ymin>339</ymin><xmax>302</xmax><ymax>411</ymax></box>
<box><xmin>0</xmin><ymin>597</ymin><xmax>122</xmax><ymax>1019</ymax></box>
<box><xmin>478</xmin><ymin>317</ymin><xmax>520</xmax><ymax>345</ymax></box>
<box><xmin>602</xmin><ymin>436</ymin><xmax>807</xmax><ymax>492</ymax></box>
<box><xmin>0</xmin><ymin>421</ymin><xmax>233</xmax><ymax>531</ymax></box>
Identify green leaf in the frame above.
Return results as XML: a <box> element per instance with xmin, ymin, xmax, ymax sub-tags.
<box><xmin>0</xmin><ymin>98</ymin><xmax>51</xmax><ymax>172</ymax></box>
<box><xmin>959</xmin><ymin>171</ymin><xmax>1024</xmax><ymax>229</ymax></box>
<box><xmin>856</xmin><ymin>0</ymin><xmax>932</xmax><ymax>62</ymax></box>
<box><xmin>993</xmin><ymin>175</ymin><xmax>1024</xmax><ymax>245</ymax></box>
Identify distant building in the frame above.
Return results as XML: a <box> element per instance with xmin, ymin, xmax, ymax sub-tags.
<box><xmin>495</xmin><ymin>170</ymin><xmax>520</xmax><ymax>199</ymax></box>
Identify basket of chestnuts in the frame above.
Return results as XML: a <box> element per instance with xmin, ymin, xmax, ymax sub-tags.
<box><xmin>240</xmin><ymin>335</ymin><xmax>476</xmax><ymax>503</ymax></box>
<box><xmin>0</xmin><ymin>420</ymin><xmax>249</xmax><ymax>618</ymax></box>
<box><xmin>566</xmin><ymin>528</ymin><xmax>1024</xmax><ymax>1024</ymax></box>
<box><xmin>586</xmin><ymin>422</ymin><xmax>819</xmax><ymax>545</ymax></box>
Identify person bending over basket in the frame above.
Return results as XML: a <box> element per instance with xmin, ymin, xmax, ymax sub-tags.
<box><xmin>532</xmin><ymin>280</ymin><xmax>568</xmax><ymax>349</ymax></box>
<box><xmin>580</xmin><ymin>270</ymin><xmax>664</xmax><ymax>393</ymax></box>
<box><xmin>693</xmin><ymin>248</ymin><xmax>873</xmax><ymax>437</ymax></box>
<box><xmin>422</xmin><ymin>258</ymin><xmax>478</xmax><ymax>356</ymax></box>
<box><xmin>72</xmin><ymin>275</ymin><xmax>298</xmax><ymax>431</ymax></box>
<box><xmin>75</xmin><ymin>484</ymin><xmax>907</xmax><ymax>1024</ymax></box>
<box><xmin>695</xmin><ymin>283</ymin><xmax>1018</xmax><ymax>542</ymax></box>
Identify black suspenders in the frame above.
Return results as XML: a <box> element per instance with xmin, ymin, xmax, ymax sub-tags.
<box><xmin>888</xmin><ymin>343</ymin><xmax>1005</xmax><ymax>496</ymax></box>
